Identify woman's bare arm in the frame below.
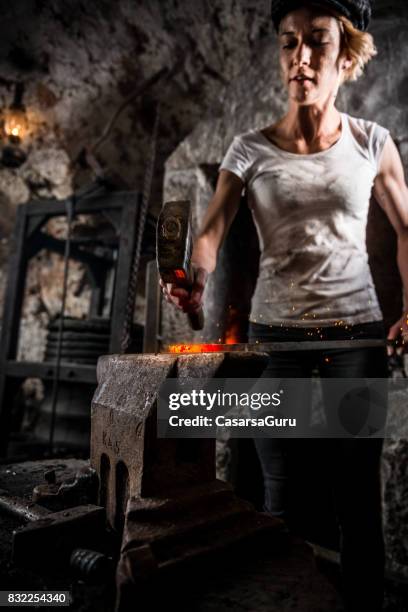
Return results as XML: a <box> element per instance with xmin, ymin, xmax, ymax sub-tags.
<box><xmin>373</xmin><ymin>135</ymin><xmax>408</xmax><ymax>352</ymax></box>
<box><xmin>191</xmin><ymin>169</ymin><xmax>245</xmax><ymax>273</ymax></box>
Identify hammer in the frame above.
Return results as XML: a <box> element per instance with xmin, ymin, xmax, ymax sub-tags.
<box><xmin>156</xmin><ymin>200</ymin><xmax>204</xmax><ymax>331</ymax></box>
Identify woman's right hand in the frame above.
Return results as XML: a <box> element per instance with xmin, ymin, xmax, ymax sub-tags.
<box><xmin>159</xmin><ymin>168</ymin><xmax>243</xmax><ymax>314</ymax></box>
<box><xmin>159</xmin><ymin>266</ymin><xmax>209</xmax><ymax>313</ymax></box>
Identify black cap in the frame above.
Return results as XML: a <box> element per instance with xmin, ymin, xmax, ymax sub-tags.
<box><xmin>271</xmin><ymin>0</ymin><xmax>372</xmax><ymax>32</ymax></box>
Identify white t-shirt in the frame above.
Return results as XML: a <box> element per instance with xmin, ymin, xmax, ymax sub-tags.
<box><xmin>219</xmin><ymin>112</ymin><xmax>389</xmax><ymax>327</ymax></box>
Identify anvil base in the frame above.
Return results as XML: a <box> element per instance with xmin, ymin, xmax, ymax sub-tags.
<box><xmin>115</xmin><ymin>479</ymin><xmax>282</xmax><ymax>611</ymax></box>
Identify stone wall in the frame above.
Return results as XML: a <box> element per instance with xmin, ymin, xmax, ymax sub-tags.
<box><xmin>0</xmin><ymin>0</ymin><xmax>273</xmax><ymax>365</ymax></box>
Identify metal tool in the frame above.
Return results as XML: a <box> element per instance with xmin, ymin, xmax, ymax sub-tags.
<box><xmin>0</xmin><ymin>488</ymin><xmax>105</xmax><ymax>568</ymax></box>
<box><xmin>156</xmin><ymin>200</ymin><xmax>204</xmax><ymax>331</ymax></box>
<box><xmin>164</xmin><ymin>338</ymin><xmax>387</xmax><ymax>353</ymax></box>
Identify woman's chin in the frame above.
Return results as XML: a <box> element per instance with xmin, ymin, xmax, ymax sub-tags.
<box><xmin>289</xmin><ymin>91</ymin><xmax>318</xmax><ymax>105</ymax></box>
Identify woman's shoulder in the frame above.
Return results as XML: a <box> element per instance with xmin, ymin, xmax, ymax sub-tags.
<box><xmin>223</xmin><ymin>129</ymin><xmax>267</xmax><ymax>163</ymax></box>
<box><xmin>343</xmin><ymin>113</ymin><xmax>390</xmax><ymax>170</ymax></box>
<box><xmin>343</xmin><ymin>112</ymin><xmax>389</xmax><ymax>141</ymax></box>
<box><xmin>230</xmin><ymin>127</ymin><xmax>280</xmax><ymax>159</ymax></box>
<box><xmin>231</xmin><ymin>128</ymin><xmax>262</xmax><ymax>146</ymax></box>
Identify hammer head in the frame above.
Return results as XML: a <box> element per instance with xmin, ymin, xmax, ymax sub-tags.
<box><xmin>156</xmin><ymin>200</ymin><xmax>193</xmax><ymax>286</ymax></box>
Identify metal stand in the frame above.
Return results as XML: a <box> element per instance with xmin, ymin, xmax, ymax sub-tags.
<box><xmin>0</xmin><ymin>190</ymin><xmax>142</xmax><ymax>456</ymax></box>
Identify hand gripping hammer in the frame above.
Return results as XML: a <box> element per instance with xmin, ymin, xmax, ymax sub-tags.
<box><xmin>156</xmin><ymin>200</ymin><xmax>205</xmax><ymax>331</ymax></box>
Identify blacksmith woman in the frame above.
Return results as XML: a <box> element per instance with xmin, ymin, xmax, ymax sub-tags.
<box><xmin>161</xmin><ymin>1</ymin><xmax>408</xmax><ymax>609</ymax></box>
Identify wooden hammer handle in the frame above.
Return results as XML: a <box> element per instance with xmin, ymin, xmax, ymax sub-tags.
<box><xmin>188</xmin><ymin>307</ymin><xmax>204</xmax><ymax>331</ymax></box>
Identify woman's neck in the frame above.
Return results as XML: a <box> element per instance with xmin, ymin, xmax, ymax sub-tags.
<box><xmin>262</xmin><ymin>99</ymin><xmax>343</xmax><ymax>154</ymax></box>
<box><xmin>280</xmin><ymin>101</ymin><xmax>341</xmax><ymax>143</ymax></box>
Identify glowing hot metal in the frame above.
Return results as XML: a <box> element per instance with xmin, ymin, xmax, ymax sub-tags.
<box><xmin>164</xmin><ymin>339</ymin><xmax>386</xmax><ymax>354</ymax></box>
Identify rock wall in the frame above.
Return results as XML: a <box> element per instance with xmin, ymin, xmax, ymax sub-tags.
<box><xmin>0</xmin><ymin>0</ymin><xmax>273</xmax><ymax>364</ymax></box>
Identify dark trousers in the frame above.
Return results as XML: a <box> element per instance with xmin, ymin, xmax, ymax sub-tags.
<box><xmin>248</xmin><ymin>320</ymin><xmax>388</xmax><ymax>612</ymax></box>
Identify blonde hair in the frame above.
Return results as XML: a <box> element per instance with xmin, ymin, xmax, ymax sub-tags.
<box><xmin>337</xmin><ymin>15</ymin><xmax>377</xmax><ymax>82</ymax></box>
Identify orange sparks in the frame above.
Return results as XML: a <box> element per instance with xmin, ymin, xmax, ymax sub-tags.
<box><xmin>224</xmin><ymin>323</ymin><xmax>241</xmax><ymax>345</ymax></box>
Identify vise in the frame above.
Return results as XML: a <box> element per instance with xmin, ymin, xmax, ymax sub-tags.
<box><xmin>90</xmin><ymin>351</ymin><xmax>282</xmax><ymax>609</ymax></box>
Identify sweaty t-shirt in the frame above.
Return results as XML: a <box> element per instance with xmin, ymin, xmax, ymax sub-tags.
<box><xmin>218</xmin><ymin>112</ymin><xmax>389</xmax><ymax>327</ymax></box>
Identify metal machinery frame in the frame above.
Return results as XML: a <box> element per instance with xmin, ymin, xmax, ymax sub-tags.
<box><xmin>0</xmin><ymin>190</ymin><xmax>143</xmax><ymax>456</ymax></box>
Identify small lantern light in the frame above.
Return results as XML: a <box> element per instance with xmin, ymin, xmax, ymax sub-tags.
<box><xmin>2</xmin><ymin>82</ymin><xmax>28</xmax><ymax>167</ymax></box>
<box><xmin>4</xmin><ymin>107</ymin><xmax>28</xmax><ymax>142</ymax></box>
